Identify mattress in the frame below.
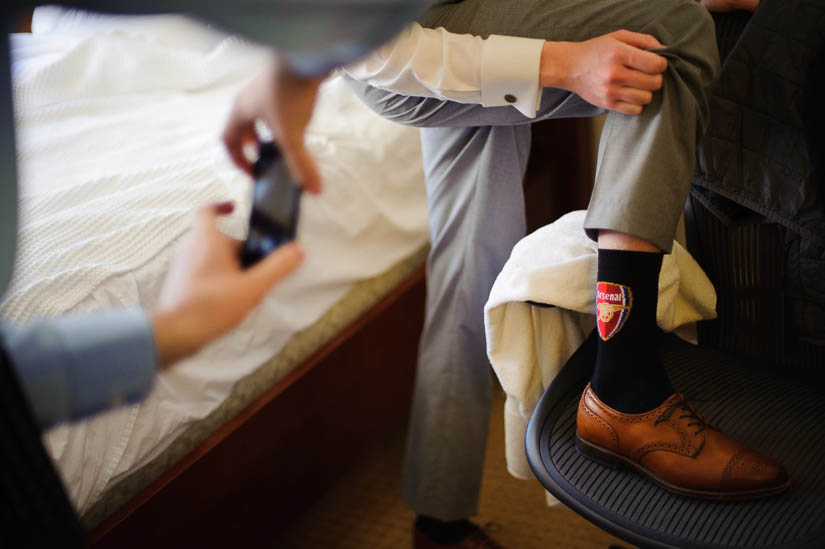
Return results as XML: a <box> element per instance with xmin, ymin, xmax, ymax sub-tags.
<box><xmin>3</xmin><ymin>8</ymin><xmax>428</xmax><ymax>519</ymax></box>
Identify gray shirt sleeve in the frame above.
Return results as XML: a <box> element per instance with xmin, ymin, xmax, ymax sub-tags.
<box><xmin>48</xmin><ymin>1</ymin><xmax>428</xmax><ymax>75</ymax></box>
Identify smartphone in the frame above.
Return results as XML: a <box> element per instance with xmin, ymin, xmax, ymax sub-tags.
<box><xmin>240</xmin><ymin>142</ymin><xmax>302</xmax><ymax>268</ymax></box>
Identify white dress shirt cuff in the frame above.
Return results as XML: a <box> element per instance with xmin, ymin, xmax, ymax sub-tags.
<box><xmin>481</xmin><ymin>34</ymin><xmax>544</xmax><ymax>118</ymax></box>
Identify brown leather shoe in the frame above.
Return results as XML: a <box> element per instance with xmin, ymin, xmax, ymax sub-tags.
<box><xmin>576</xmin><ymin>383</ymin><xmax>789</xmax><ymax>499</ymax></box>
<box><xmin>413</xmin><ymin>522</ymin><xmax>504</xmax><ymax>549</ymax></box>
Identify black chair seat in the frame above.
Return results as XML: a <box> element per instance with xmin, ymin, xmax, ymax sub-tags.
<box><xmin>525</xmin><ymin>331</ymin><xmax>825</xmax><ymax>549</ymax></box>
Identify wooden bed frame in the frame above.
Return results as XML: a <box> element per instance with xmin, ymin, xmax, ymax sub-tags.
<box><xmin>89</xmin><ymin>266</ymin><xmax>427</xmax><ymax>548</ymax></box>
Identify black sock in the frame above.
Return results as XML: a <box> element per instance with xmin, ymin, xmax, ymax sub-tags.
<box><xmin>415</xmin><ymin>516</ymin><xmax>475</xmax><ymax>545</ymax></box>
<box><xmin>590</xmin><ymin>248</ymin><xmax>673</xmax><ymax>413</ymax></box>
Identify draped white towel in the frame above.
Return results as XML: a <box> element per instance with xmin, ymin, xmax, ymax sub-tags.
<box><xmin>484</xmin><ymin>210</ymin><xmax>717</xmax><ymax>490</ymax></box>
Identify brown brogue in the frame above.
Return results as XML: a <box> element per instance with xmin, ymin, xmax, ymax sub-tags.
<box><xmin>576</xmin><ymin>383</ymin><xmax>789</xmax><ymax>499</ymax></box>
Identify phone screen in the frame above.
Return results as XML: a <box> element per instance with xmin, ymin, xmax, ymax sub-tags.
<box><xmin>241</xmin><ymin>143</ymin><xmax>301</xmax><ymax>267</ymax></box>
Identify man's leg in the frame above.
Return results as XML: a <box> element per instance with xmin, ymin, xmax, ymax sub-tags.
<box><xmin>346</xmin><ymin>79</ymin><xmax>606</xmax><ymax>545</ymax></box>
<box><xmin>417</xmin><ymin>0</ymin><xmax>786</xmax><ymax>500</ymax></box>
<box><xmin>403</xmin><ymin>124</ymin><xmax>530</xmax><ymax>524</ymax></box>
<box><xmin>378</xmin><ymin>0</ymin><xmax>717</xmax><ymax>255</ymax></box>
<box><xmin>347</xmin><ymin>75</ymin><xmax>598</xmax><ymax>545</ymax></box>
<box><xmin>346</xmin><ymin>0</ymin><xmax>729</xmax><ymax>536</ymax></box>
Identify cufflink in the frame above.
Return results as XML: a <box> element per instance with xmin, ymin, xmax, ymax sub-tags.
<box><xmin>504</xmin><ymin>94</ymin><xmax>517</xmax><ymax>103</ymax></box>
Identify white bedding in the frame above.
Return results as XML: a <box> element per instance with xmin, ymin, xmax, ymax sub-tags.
<box><xmin>4</xmin><ymin>8</ymin><xmax>427</xmax><ymax>514</ymax></box>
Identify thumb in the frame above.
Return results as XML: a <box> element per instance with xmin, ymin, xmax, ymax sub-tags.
<box><xmin>194</xmin><ymin>201</ymin><xmax>236</xmax><ymax>230</ymax></box>
<box><xmin>222</xmin><ymin>120</ymin><xmax>259</xmax><ymax>177</ymax></box>
<box><xmin>243</xmin><ymin>242</ymin><xmax>305</xmax><ymax>299</ymax></box>
<box><xmin>194</xmin><ymin>200</ymin><xmax>234</xmax><ymax>225</ymax></box>
<box><xmin>280</xmin><ymin>138</ymin><xmax>323</xmax><ymax>194</ymax></box>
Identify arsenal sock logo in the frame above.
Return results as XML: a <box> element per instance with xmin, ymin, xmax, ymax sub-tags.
<box><xmin>590</xmin><ymin>249</ymin><xmax>672</xmax><ymax>414</ymax></box>
<box><xmin>596</xmin><ymin>281</ymin><xmax>633</xmax><ymax>341</ymax></box>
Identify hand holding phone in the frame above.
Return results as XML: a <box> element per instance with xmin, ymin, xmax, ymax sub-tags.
<box><xmin>240</xmin><ymin>142</ymin><xmax>302</xmax><ymax>268</ymax></box>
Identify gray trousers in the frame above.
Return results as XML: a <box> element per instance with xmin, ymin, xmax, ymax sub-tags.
<box><xmin>347</xmin><ymin>0</ymin><xmax>719</xmax><ymax>521</ymax></box>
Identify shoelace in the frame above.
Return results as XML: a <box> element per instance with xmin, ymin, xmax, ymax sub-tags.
<box><xmin>653</xmin><ymin>397</ymin><xmax>711</xmax><ymax>435</ymax></box>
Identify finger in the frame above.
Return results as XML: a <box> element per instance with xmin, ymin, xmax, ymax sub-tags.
<box><xmin>613</xmin><ymin>87</ymin><xmax>654</xmax><ymax>106</ymax></box>
<box><xmin>213</xmin><ymin>201</ymin><xmax>236</xmax><ymax>216</ymax></box>
<box><xmin>223</xmin><ymin>134</ymin><xmax>254</xmax><ymax>176</ymax></box>
<box><xmin>194</xmin><ymin>201</ymin><xmax>236</xmax><ymax>228</ymax></box>
<box><xmin>607</xmin><ymin>100</ymin><xmax>644</xmax><ymax>116</ymax></box>
<box><xmin>612</xmin><ymin>29</ymin><xmax>665</xmax><ymax>51</ymax></box>
<box><xmin>277</xmin><ymin>136</ymin><xmax>323</xmax><ymax>194</ymax></box>
<box><xmin>222</xmin><ymin>120</ymin><xmax>259</xmax><ymax>176</ymax></box>
<box><xmin>243</xmin><ymin>242</ymin><xmax>305</xmax><ymax>297</ymax></box>
<box><xmin>614</xmin><ymin>67</ymin><xmax>663</xmax><ymax>91</ymax></box>
<box><xmin>618</xmin><ymin>43</ymin><xmax>668</xmax><ymax>74</ymax></box>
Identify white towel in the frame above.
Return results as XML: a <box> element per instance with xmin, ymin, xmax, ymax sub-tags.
<box><xmin>484</xmin><ymin>210</ymin><xmax>717</xmax><ymax>482</ymax></box>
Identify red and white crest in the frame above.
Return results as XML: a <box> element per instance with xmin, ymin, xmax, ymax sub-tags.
<box><xmin>596</xmin><ymin>282</ymin><xmax>633</xmax><ymax>341</ymax></box>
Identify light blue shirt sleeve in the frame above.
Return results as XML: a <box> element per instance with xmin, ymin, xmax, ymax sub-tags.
<box><xmin>2</xmin><ymin>309</ymin><xmax>157</xmax><ymax>430</ymax></box>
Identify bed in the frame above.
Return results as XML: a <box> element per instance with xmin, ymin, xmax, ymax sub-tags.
<box><xmin>4</xmin><ymin>8</ymin><xmax>429</xmax><ymax>546</ymax></box>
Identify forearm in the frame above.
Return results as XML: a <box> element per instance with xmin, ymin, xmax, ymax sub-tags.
<box><xmin>538</xmin><ymin>41</ymin><xmax>569</xmax><ymax>89</ymax></box>
<box><xmin>345</xmin><ymin>22</ymin><xmax>545</xmax><ymax>117</ymax></box>
<box><xmin>345</xmin><ymin>23</ymin><xmax>486</xmax><ymax>102</ymax></box>
<box><xmin>149</xmin><ymin>307</ymin><xmax>209</xmax><ymax>368</ymax></box>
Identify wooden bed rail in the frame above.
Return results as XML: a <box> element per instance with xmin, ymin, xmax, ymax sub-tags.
<box><xmin>89</xmin><ymin>265</ymin><xmax>426</xmax><ymax>548</ymax></box>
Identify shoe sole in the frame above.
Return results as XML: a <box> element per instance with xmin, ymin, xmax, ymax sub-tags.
<box><xmin>575</xmin><ymin>434</ymin><xmax>791</xmax><ymax>501</ymax></box>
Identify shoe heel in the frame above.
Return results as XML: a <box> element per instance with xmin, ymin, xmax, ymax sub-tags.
<box><xmin>576</xmin><ymin>435</ymin><xmax>622</xmax><ymax>470</ymax></box>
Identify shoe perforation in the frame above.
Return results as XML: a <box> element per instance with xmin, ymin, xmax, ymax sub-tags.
<box><xmin>579</xmin><ymin>398</ymin><xmax>619</xmax><ymax>450</ymax></box>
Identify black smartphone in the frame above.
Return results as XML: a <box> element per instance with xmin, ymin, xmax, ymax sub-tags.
<box><xmin>240</xmin><ymin>142</ymin><xmax>302</xmax><ymax>268</ymax></box>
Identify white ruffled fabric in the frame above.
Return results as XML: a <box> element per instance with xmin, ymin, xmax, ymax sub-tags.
<box><xmin>484</xmin><ymin>210</ymin><xmax>717</xmax><ymax>481</ymax></box>
<box><xmin>5</xmin><ymin>9</ymin><xmax>427</xmax><ymax>513</ymax></box>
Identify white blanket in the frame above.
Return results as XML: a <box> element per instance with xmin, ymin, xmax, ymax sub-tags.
<box><xmin>484</xmin><ymin>211</ymin><xmax>717</xmax><ymax>480</ymax></box>
<box><xmin>5</xmin><ymin>9</ymin><xmax>428</xmax><ymax>513</ymax></box>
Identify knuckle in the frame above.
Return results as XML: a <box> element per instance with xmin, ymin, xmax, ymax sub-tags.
<box><xmin>605</xmin><ymin>69</ymin><xmax>620</xmax><ymax>84</ymax></box>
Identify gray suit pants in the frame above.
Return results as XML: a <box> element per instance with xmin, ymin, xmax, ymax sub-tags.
<box><xmin>347</xmin><ymin>0</ymin><xmax>719</xmax><ymax>520</ymax></box>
